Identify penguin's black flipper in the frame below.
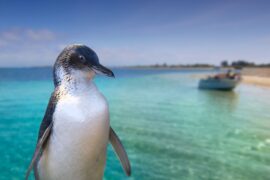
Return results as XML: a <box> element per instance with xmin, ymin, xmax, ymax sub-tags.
<box><xmin>109</xmin><ymin>127</ymin><xmax>131</xmax><ymax>176</ymax></box>
<box><xmin>25</xmin><ymin>123</ymin><xmax>52</xmax><ymax>180</ymax></box>
<box><xmin>25</xmin><ymin>90</ymin><xmax>59</xmax><ymax>180</ymax></box>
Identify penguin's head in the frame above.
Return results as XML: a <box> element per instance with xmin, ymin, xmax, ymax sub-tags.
<box><xmin>53</xmin><ymin>44</ymin><xmax>114</xmax><ymax>86</ymax></box>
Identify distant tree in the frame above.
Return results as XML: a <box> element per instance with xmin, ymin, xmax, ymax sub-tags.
<box><xmin>221</xmin><ymin>60</ymin><xmax>228</xmax><ymax>67</ymax></box>
<box><xmin>153</xmin><ymin>64</ymin><xmax>160</xmax><ymax>68</ymax></box>
<box><xmin>258</xmin><ymin>63</ymin><xmax>270</xmax><ymax>67</ymax></box>
<box><xmin>231</xmin><ymin>60</ymin><xmax>255</xmax><ymax>68</ymax></box>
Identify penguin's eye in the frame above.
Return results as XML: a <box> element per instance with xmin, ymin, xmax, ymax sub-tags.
<box><xmin>79</xmin><ymin>55</ymin><xmax>86</xmax><ymax>62</ymax></box>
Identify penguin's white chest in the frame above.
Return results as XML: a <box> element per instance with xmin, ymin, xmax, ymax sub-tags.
<box><xmin>38</xmin><ymin>87</ymin><xmax>110</xmax><ymax>180</ymax></box>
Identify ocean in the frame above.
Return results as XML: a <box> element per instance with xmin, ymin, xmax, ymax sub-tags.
<box><xmin>0</xmin><ymin>67</ymin><xmax>269</xmax><ymax>180</ymax></box>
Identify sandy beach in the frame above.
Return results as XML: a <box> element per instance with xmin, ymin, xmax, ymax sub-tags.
<box><xmin>241</xmin><ymin>68</ymin><xmax>270</xmax><ymax>88</ymax></box>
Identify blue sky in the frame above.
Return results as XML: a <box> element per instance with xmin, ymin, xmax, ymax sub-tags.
<box><xmin>0</xmin><ymin>0</ymin><xmax>270</xmax><ymax>67</ymax></box>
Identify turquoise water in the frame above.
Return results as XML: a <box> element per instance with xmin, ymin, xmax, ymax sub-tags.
<box><xmin>0</xmin><ymin>68</ymin><xmax>270</xmax><ymax>180</ymax></box>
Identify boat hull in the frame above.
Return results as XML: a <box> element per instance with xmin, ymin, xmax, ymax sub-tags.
<box><xmin>199</xmin><ymin>78</ymin><xmax>239</xmax><ymax>90</ymax></box>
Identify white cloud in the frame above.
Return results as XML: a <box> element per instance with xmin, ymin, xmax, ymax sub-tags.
<box><xmin>0</xmin><ymin>28</ymin><xmax>63</xmax><ymax>67</ymax></box>
<box><xmin>0</xmin><ymin>28</ymin><xmax>56</xmax><ymax>46</ymax></box>
<box><xmin>0</xmin><ymin>29</ymin><xmax>21</xmax><ymax>48</ymax></box>
<box><xmin>0</xmin><ymin>26</ymin><xmax>269</xmax><ymax>67</ymax></box>
<box><xmin>26</xmin><ymin>29</ymin><xmax>55</xmax><ymax>41</ymax></box>
<box><xmin>1</xmin><ymin>30</ymin><xmax>21</xmax><ymax>41</ymax></box>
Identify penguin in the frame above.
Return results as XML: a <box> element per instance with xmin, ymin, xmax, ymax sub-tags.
<box><xmin>25</xmin><ymin>44</ymin><xmax>131</xmax><ymax>180</ymax></box>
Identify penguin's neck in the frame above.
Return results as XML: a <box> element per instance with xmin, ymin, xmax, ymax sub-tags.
<box><xmin>56</xmin><ymin>67</ymin><xmax>97</xmax><ymax>95</ymax></box>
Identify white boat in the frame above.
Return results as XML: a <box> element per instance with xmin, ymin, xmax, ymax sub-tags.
<box><xmin>199</xmin><ymin>77</ymin><xmax>240</xmax><ymax>90</ymax></box>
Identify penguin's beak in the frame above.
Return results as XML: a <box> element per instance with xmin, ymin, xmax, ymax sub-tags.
<box><xmin>91</xmin><ymin>64</ymin><xmax>115</xmax><ymax>78</ymax></box>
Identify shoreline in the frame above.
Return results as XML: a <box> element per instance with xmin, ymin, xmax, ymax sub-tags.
<box><xmin>241</xmin><ymin>68</ymin><xmax>270</xmax><ymax>88</ymax></box>
<box><xmin>242</xmin><ymin>76</ymin><xmax>270</xmax><ymax>88</ymax></box>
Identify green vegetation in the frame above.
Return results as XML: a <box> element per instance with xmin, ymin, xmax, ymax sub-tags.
<box><xmin>221</xmin><ymin>60</ymin><xmax>270</xmax><ymax>68</ymax></box>
<box><xmin>129</xmin><ymin>60</ymin><xmax>270</xmax><ymax>69</ymax></box>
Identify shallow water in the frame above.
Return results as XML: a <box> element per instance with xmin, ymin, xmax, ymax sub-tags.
<box><xmin>0</xmin><ymin>68</ymin><xmax>269</xmax><ymax>180</ymax></box>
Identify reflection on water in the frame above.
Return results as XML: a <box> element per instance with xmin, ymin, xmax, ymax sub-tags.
<box><xmin>199</xmin><ymin>90</ymin><xmax>239</xmax><ymax>113</ymax></box>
